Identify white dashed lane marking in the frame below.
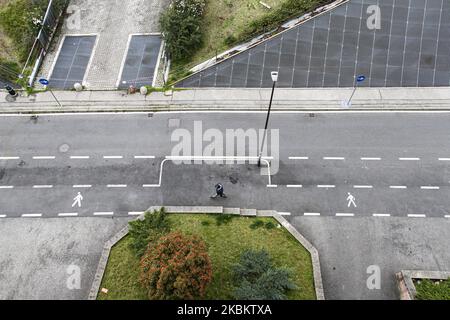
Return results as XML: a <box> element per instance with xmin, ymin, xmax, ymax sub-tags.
<box><xmin>33</xmin><ymin>156</ymin><xmax>56</xmax><ymax>160</ymax></box>
<box><xmin>373</xmin><ymin>213</ymin><xmax>391</xmax><ymax>217</ymax></box>
<box><xmin>0</xmin><ymin>215</ymin><xmax>6</xmax><ymax>218</ymax></box>
<box><xmin>287</xmin><ymin>185</ymin><xmax>303</xmax><ymax>188</ymax></box>
<box><xmin>445</xmin><ymin>215</ymin><xmax>450</xmax><ymax>218</ymax></box>
<box><xmin>289</xmin><ymin>157</ymin><xmax>309</xmax><ymax>160</ymax></box>
<box><xmin>103</xmin><ymin>156</ymin><xmax>123</xmax><ymax>159</ymax></box>
<box><xmin>353</xmin><ymin>185</ymin><xmax>373</xmax><ymax>189</ymax></box>
<box><xmin>317</xmin><ymin>185</ymin><xmax>336</xmax><ymax>188</ymax></box>
<box><xmin>390</xmin><ymin>186</ymin><xmax>408</xmax><ymax>189</ymax></box>
<box><xmin>399</xmin><ymin>158</ymin><xmax>421</xmax><ymax>161</ymax></box>
<box><xmin>279</xmin><ymin>212</ymin><xmax>291</xmax><ymax>216</ymax></box>
<box><xmin>70</xmin><ymin>156</ymin><xmax>90</xmax><ymax>159</ymax></box>
<box><xmin>304</xmin><ymin>213</ymin><xmax>321</xmax><ymax>216</ymax></box>
<box><xmin>143</xmin><ymin>184</ymin><xmax>160</xmax><ymax>188</ymax></box>
<box><xmin>93</xmin><ymin>212</ymin><xmax>114</xmax><ymax>216</ymax></box>
<box><xmin>22</xmin><ymin>214</ymin><xmax>43</xmax><ymax>218</ymax></box>
<box><xmin>336</xmin><ymin>213</ymin><xmax>355</xmax><ymax>217</ymax></box>
<box><xmin>58</xmin><ymin>213</ymin><xmax>79</xmax><ymax>217</ymax></box>
<box><xmin>129</xmin><ymin>212</ymin><xmax>145</xmax><ymax>216</ymax></box>
<box><xmin>33</xmin><ymin>185</ymin><xmax>53</xmax><ymax>189</ymax></box>
<box><xmin>438</xmin><ymin>158</ymin><xmax>450</xmax><ymax>161</ymax></box>
<box><xmin>134</xmin><ymin>156</ymin><xmax>156</xmax><ymax>159</ymax></box>
<box><xmin>361</xmin><ymin>157</ymin><xmax>382</xmax><ymax>161</ymax></box>
<box><xmin>0</xmin><ymin>186</ymin><xmax>14</xmax><ymax>189</ymax></box>
<box><xmin>421</xmin><ymin>186</ymin><xmax>440</xmax><ymax>190</ymax></box>
<box><xmin>107</xmin><ymin>184</ymin><xmax>128</xmax><ymax>188</ymax></box>
<box><xmin>73</xmin><ymin>185</ymin><xmax>92</xmax><ymax>188</ymax></box>
<box><xmin>323</xmin><ymin>157</ymin><xmax>345</xmax><ymax>160</ymax></box>
<box><xmin>0</xmin><ymin>157</ymin><xmax>20</xmax><ymax>160</ymax></box>
<box><xmin>408</xmin><ymin>214</ymin><xmax>427</xmax><ymax>218</ymax></box>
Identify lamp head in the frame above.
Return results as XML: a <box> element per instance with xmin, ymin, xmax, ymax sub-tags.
<box><xmin>271</xmin><ymin>71</ymin><xmax>279</xmax><ymax>82</ymax></box>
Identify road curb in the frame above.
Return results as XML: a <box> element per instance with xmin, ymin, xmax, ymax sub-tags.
<box><xmin>396</xmin><ymin>270</ymin><xmax>450</xmax><ymax>300</ymax></box>
<box><xmin>87</xmin><ymin>206</ymin><xmax>325</xmax><ymax>300</ymax></box>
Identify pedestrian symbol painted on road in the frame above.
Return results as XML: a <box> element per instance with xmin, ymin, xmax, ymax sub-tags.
<box><xmin>347</xmin><ymin>193</ymin><xmax>357</xmax><ymax>208</ymax></box>
<box><xmin>72</xmin><ymin>192</ymin><xmax>83</xmax><ymax>208</ymax></box>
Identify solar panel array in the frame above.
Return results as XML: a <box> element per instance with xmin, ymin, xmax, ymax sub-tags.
<box><xmin>176</xmin><ymin>0</ymin><xmax>450</xmax><ymax>88</ymax></box>
<box><xmin>49</xmin><ymin>36</ymin><xmax>96</xmax><ymax>89</ymax></box>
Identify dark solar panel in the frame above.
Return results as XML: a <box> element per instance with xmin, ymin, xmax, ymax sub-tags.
<box><xmin>176</xmin><ymin>0</ymin><xmax>450</xmax><ymax>88</ymax></box>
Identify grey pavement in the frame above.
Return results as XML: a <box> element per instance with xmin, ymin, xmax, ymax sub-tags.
<box><xmin>1</xmin><ymin>87</ymin><xmax>450</xmax><ymax>113</ymax></box>
<box><xmin>292</xmin><ymin>216</ymin><xmax>450</xmax><ymax>300</ymax></box>
<box><xmin>1</xmin><ymin>112</ymin><xmax>450</xmax><ymax>219</ymax></box>
<box><xmin>0</xmin><ymin>217</ymin><xmax>130</xmax><ymax>299</ymax></box>
<box><xmin>38</xmin><ymin>0</ymin><xmax>170</xmax><ymax>90</ymax></box>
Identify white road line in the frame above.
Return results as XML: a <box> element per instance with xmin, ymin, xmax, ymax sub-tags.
<box><xmin>93</xmin><ymin>212</ymin><xmax>114</xmax><ymax>216</ymax></box>
<box><xmin>279</xmin><ymin>212</ymin><xmax>291</xmax><ymax>216</ymax></box>
<box><xmin>438</xmin><ymin>158</ymin><xmax>450</xmax><ymax>161</ymax></box>
<box><xmin>22</xmin><ymin>214</ymin><xmax>43</xmax><ymax>218</ymax></box>
<box><xmin>33</xmin><ymin>156</ymin><xmax>56</xmax><ymax>160</ymax></box>
<box><xmin>33</xmin><ymin>185</ymin><xmax>53</xmax><ymax>189</ymax></box>
<box><xmin>354</xmin><ymin>185</ymin><xmax>373</xmax><ymax>189</ymax></box>
<box><xmin>390</xmin><ymin>186</ymin><xmax>407</xmax><ymax>189</ymax></box>
<box><xmin>323</xmin><ymin>157</ymin><xmax>345</xmax><ymax>160</ymax></box>
<box><xmin>0</xmin><ymin>215</ymin><xmax>6</xmax><ymax>218</ymax></box>
<box><xmin>373</xmin><ymin>214</ymin><xmax>391</xmax><ymax>217</ymax></box>
<box><xmin>289</xmin><ymin>157</ymin><xmax>309</xmax><ymax>160</ymax></box>
<box><xmin>58</xmin><ymin>213</ymin><xmax>79</xmax><ymax>217</ymax></box>
<box><xmin>445</xmin><ymin>215</ymin><xmax>450</xmax><ymax>218</ymax></box>
<box><xmin>0</xmin><ymin>186</ymin><xmax>14</xmax><ymax>189</ymax></box>
<box><xmin>134</xmin><ymin>156</ymin><xmax>156</xmax><ymax>159</ymax></box>
<box><xmin>0</xmin><ymin>157</ymin><xmax>20</xmax><ymax>160</ymax></box>
<box><xmin>361</xmin><ymin>157</ymin><xmax>381</xmax><ymax>161</ymax></box>
<box><xmin>287</xmin><ymin>185</ymin><xmax>303</xmax><ymax>188</ymax></box>
<box><xmin>73</xmin><ymin>185</ymin><xmax>92</xmax><ymax>188</ymax></box>
<box><xmin>129</xmin><ymin>212</ymin><xmax>145</xmax><ymax>216</ymax></box>
<box><xmin>336</xmin><ymin>213</ymin><xmax>355</xmax><ymax>217</ymax></box>
<box><xmin>267</xmin><ymin>185</ymin><xmax>278</xmax><ymax>188</ymax></box>
<box><xmin>421</xmin><ymin>186</ymin><xmax>440</xmax><ymax>190</ymax></box>
<box><xmin>408</xmin><ymin>214</ymin><xmax>426</xmax><ymax>218</ymax></box>
<box><xmin>70</xmin><ymin>156</ymin><xmax>90</xmax><ymax>159</ymax></box>
<box><xmin>304</xmin><ymin>212</ymin><xmax>321</xmax><ymax>216</ymax></box>
<box><xmin>103</xmin><ymin>156</ymin><xmax>123</xmax><ymax>159</ymax></box>
<box><xmin>317</xmin><ymin>185</ymin><xmax>336</xmax><ymax>188</ymax></box>
<box><xmin>107</xmin><ymin>184</ymin><xmax>127</xmax><ymax>188</ymax></box>
<box><xmin>143</xmin><ymin>184</ymin><xmax>160</xmax><ymax>188</ymax></box>
<box><xmin>399</xmin><ymin>158</ymin><xmax>420</xmax><ymax>161</ymax></box>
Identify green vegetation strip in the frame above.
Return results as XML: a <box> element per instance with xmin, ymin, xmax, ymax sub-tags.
<box><xmin>415</xmin><ymin>278</ymin><xmax>450</xmax><ymax>300</ymax></box>
<box><xmin>98</xmin><ymin>214</ymin><xmax>316</xmax><ymax>300</ymax></box>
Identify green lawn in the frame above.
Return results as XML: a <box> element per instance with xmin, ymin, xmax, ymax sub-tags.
<box><xmin>415</xmin><ymin>278</ymin><xmax>450</xmax><ymax>300</ymax></box>
<box><xmin>98</xmin><ymin>214</ymin><xmax>316</xmax><ymax>300</ymax></box>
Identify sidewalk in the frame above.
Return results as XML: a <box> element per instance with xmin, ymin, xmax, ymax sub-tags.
<box><xmin>1</xmin><ymin>87</ymin><xmax>450</xmax><ymax>114</ymax></box>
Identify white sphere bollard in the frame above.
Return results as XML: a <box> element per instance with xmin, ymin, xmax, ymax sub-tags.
<box><xmin>74</xmin><ymin>83</ymin><xmax>83</xmax><ymax>92</ymax></box>
<box><xmin>140</xmin><ymin>86</ymin><xmax>148</xmax><ymax>95</ymax></box>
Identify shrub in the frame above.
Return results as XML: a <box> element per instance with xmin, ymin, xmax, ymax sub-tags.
<box><xmin>128</xmin><ymin>208</ymin><xmax>171</xmax><ymax>258</ymax></box>
<box><xmin>232</xmin><ymin>249</ymin><xmax>297</xmax><ymax>300</ymax></box>
<box><xmin>265</xmin><ymin>221</ymin><xmax>276</xmax><ymax>230</ymax></box>
<box><xmin>215</xmin><ymin>214</ymin><xmax>233</xmax><ymax>226</ymax></box>
<box><xmin>250</xmin><ymin>219</ymin><xmax>264</xmax><ymax>230</ymax></box>
<box><xmin>139</xmin><ymin>231</ymin><xmax>213</xmax><ymax>300</ymax></box>
<box><xmin>160</xmin><ymin>0</ymin><xmax>206</xmax><ymax>62</ymax></box>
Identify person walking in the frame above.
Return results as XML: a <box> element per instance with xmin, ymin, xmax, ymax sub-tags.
<box><xmin>211</xmin><ymin>183</ymin><xmax>227</xmax><ymax>199</ymax></box>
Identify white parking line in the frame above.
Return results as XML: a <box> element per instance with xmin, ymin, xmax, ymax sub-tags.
<box><xmin>134</xmin><ymin>156</ymin><xmax>156</xmax><ymax>159</ymax></box>
<box><xmin>0</xmin><ymin>215</ymin><xmax>6</xmax><ymax>218</ymax></box>
<box><xmin>93</xmin><ymin>212</ymin><xmax>114</xmax><ymax>216</ymax></box>
<box><xmin>107</xmin><ymin>184</ymin><xmax>127</xmax><ymax>188</ymax></box>
<box><xmin>361</xmin><ymin>157</ymin><xmax>381</xmax><ymax>161</ymax></box>
<box><xmin>0</xmin><ymin>157</ymin><xmax>20</xmax><ymax>160</ymax></box>
<box><xmin>70</xmin><ymin>156</ymin><xmax>90</xmax><ymax>159</ymax></box>
<box><xmin>438</xmin><ymin>158</ymin><xmax>450</xmax><ymax>161</ymax></box>
<box><xmin>318</xmin><ymin>185</ymin><xmax>336</xmax><ymax>188</ymax></box>
<box><xmin>129</xmin><ymin>212</ymin><xmax>145</xmax><ymax>216</ymax></box>
<box><xmin>323</xmin><ymin>157</ymin><xmax>345</xmax><ymax>160</ymax></box>
<box><xmin>58</xmin><ymin>213</ymin><xmax>79</xmax><ymax>217</ymax></box>
<box><xmin>0</xmin><ymin>186</ymin><xmax>14</xmax><ymax>189</ymax></box>
<box><xmin>104</xmin><ymin>156</ymin><xmax>123</xmax><ymax>159</ymax></box>
<box><xmin>408</xmin><ymin>214</ymin><xmax>426</xmax><ymax>218</ymax></box>
<box><xmin>33</xmin><ymin>185</ymin><xmax>53</xmax><ymax>189</ymax></box>
<box><xmin>287</xmin><ymin>185</ymin><xmax>303</xmax><ymax>188</ymax></box>
<box><xmin>289</xmin><ymin>157</ymin><xmax>309</xmax><ymax>160</ymax></box>
<box><xmin>304</xmin><ymin>212</ymin><xmax>321</xmax><ymax>216</ymax></box>
<box><xmin>373</xmin><ymin>213</ymin><xmax>391</xmax><ymax>217</ymax></box>
<box><xmin>73</xmin><ymin>185</ymin><xmax>92</xmax><ymax>188</ymax></box>
<box><xmin>33</xmin><ymin>156</ymin><xmax>56</xmax><ymax>160</ymax></box>
<box><xmin>279</xmin><ymin>212</ymin><xmax>291</xmax><ymax>216</ymax></box>
<box><xmin>399</xmin><ymin>158</ymin><xmax>420</xmax><ymax>161</ymax></box>
<box><xmin>22</xmin><ymin>214</ymin><xmax>43</xmax><ymax>218</ymax></box>
<box><xmin>390</xmin><ymin>186</ymin><xmax>407</xmax><ymax>189</ymax></box>
<box><xmin>354</xmin><ymin>185</ymin><xmax>373</xmax><ymax>189</ymax></box>
<box><xmin>445</xmin><ymin>215</ymin><xmax>450</xmax><ymax>218</ymax></box>
<box><xmin>420</xmin><ymin>186</ymin><xmax>440</xmax><ymax>190</ymax></box>
<box><xmin>336</xmin><ymin>213</ymin><xmax>355</xmax><ymax>217</ymax></box>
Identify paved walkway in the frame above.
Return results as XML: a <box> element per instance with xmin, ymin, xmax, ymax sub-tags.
<box><xmin>1</xmin><ymin>87</ymin><xmax>450</xmax><ymax>113</ymax></box>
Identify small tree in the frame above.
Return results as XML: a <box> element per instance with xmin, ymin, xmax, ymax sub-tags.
<box><xmin>159</xmin><ymin>0</ymin><xmax>206</xmax><ymax>61</ymax></box>
<box><xmin>140</xmin><ymin>231</ymin><xmax>213</xmax><ymax>300</ymax></box>
<box><xmin>128</xmin><ymin>208</ymin><xmax>170</xmax><ymax>258</ymax></box>
<box><xmin>232</xmin><ymin>249</ymin><xmax>297</xmax><ymax>300</ymax></box>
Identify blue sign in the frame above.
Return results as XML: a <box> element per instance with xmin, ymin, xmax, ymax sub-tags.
<box><xmin>356</xmin><ymin>75</ymin><xmax>366</xmax><ymax>83</ymax></box>
<box><xmin>39</xmin><ymin>78</ymin><xmax>49</xmax><ymax>86</ymax></box>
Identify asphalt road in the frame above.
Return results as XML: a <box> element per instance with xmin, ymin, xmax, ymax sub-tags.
<box><xmin>1</xmin><ymin>112</ymin><xmax>450</xmax><ymax>219</ymax></box>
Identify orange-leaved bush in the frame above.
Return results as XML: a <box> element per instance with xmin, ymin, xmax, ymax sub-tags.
<box><xmin>139</xmin><ymin>231</ymin><xmax>212</xmax><ymax>300</ymax></box>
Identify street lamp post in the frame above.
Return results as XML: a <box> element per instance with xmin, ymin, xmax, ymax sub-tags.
<box><xmin>258</xmin><ymin>71</ymin><xmax>279</xmax><ymax>167</ymax></box>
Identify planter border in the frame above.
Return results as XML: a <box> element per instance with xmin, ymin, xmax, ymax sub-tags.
<box><xmin>396</xmin><ymin>270</ymin><xmax>450</xmax><ymax>300</ymax></box>
<box><xmin>88</xmin><ymin>206</ymin><xmax>324</xmax><ymax>300</ymax></box>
